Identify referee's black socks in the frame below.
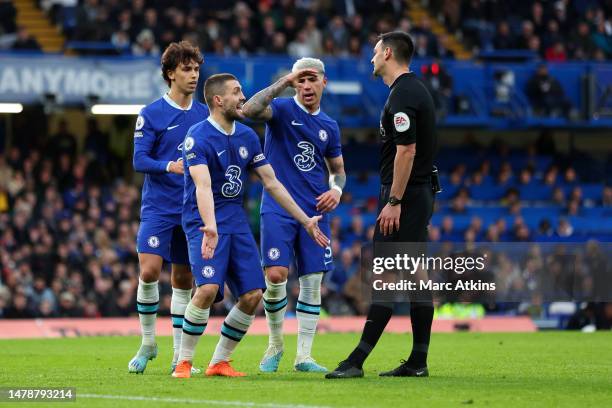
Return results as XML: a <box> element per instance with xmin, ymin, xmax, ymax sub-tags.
<box><xmin>347</xmin><ymin>301</ymin><xmax>434</xmax><ymax>370</ymax></box>
<box><xmin>347</xmin><ymin>303</ymin><xmax>393</xmax><ymax>369</ymax></box>
<box><xmin>407</xmin><ymin>301</ymin><xmax>434</xmax><ymax>368</ymax></box>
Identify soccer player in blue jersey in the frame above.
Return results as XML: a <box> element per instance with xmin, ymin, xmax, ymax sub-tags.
<box><xmin>242</xmin><ymin>58</ymin><xmax>346</xmax><ymax>373</ymax></box>
<box><xmin>128</xmin><ymin>41</ymin><xmax>209</xmax><ymax>375</ymax></box>
<box><xmin>172</xmin><ymin>73</ymin><xmax>329</xmax><ymax>378</ymax></box>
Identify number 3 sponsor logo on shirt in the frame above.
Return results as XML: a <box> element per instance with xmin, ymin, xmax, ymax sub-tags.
<box><xmin>222</xmin><ymin>165</ymin><xmax>242</xmax><ymax>197</ymax></box>
<box><xmin>293</xmin><ymin>141</ymin><xmax>316</xmax><ymax>172</ymax></box>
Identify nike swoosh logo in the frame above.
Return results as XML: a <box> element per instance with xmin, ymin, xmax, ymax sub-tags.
<box><xmin>291</xmin><ymin>120</ymin><xmax>303</xmax><ymax>126</ymax></box>
<box><xmin>217</xmin><ymin>150</ymin><xmax>226</xmax><ymax>156</ymax></box>
<box><xmin>167</xmin><ymin>125</ymin><xmax>180</xmax><ymax>130</ymax></box>
<box><xmin>324</xmin><ymin>260</ymin><xmax>334</xmax><ymax>265</ymax></box>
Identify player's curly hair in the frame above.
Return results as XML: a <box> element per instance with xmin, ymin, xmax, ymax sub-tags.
<box><xmin>161</xmin><ymin>41</ymin><xmax>204</xmax><ymax>87</ymax></box>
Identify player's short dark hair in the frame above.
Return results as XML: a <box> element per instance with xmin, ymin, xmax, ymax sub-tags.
<box><xmin>378</xmin><ymin>31</ymin><xmax>415</xmax><ymax>65</ymax></box>
<box><xmin>204</xmin><ymin>73</ymin><xmax>238</xmax><ymax>110</ymax></box>
<box><xmin>161</xmin><ymin>41</ymin><xmax>204</xmax><ymax>87</ymax></box>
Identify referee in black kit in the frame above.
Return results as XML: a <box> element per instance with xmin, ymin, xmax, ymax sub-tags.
<box><xmin>327</xmin><ymin>31</ymin><xmax>438</xmax><ymax>379</ymax></box>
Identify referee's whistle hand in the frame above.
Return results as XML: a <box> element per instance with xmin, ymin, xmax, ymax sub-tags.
<box><xmin>377</xmin><ymin>204</ymin><xmax>401</xmax><ymax>236</ymax></box>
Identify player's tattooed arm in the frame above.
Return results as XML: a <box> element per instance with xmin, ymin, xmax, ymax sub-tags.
<box><xmin>191</xmin><ymin>164</ymin><xmax>218</xmax><ymax>259</ymax></box>
<box><xmin>317</xmin><ymin>156</ymin><xmax>346</xmax><ymax>213</ymax></box>
<box><xmin>242</xmin><ymin>68</ymin><xmax>320</xmax><ymax>122</ymax></box>
<box><xmin>254</xmin><ymin>164</ymin><xmax>329</xmax><ymax>247</ymax></box>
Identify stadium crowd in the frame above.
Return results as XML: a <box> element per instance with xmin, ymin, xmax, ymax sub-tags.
<box><xmin>1</xmin><ymin>0</ymin><xmax>610</xmax><ymax>60</ymax></box>
<box><xmin>436</xmin><ymin>0</ymin><xmax>612</xmax><ymax>60</ymax></box>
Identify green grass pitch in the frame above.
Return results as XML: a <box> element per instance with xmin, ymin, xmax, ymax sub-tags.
<box><xmin>1</xmin><ymin>332</ymin><xmax>611</xmax><ymax>407</ymax></box>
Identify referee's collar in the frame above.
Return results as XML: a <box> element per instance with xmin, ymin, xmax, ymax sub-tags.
<box><xmin>390</xmin><ymin>71</ymin><xmax>414</xmax><ymax>89</ymax></box>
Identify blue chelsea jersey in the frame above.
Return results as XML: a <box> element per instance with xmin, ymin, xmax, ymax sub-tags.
<box><xmin>260</xmin><ymin>96</ymin><xmax>342</xmax><ymax>219</ymax></box>
<box><xmin>182</xmin><ymin>117</ymin><xmax>269</xmax><ymax>234</ymax></box>
<box><xmin>133</xmin><ymin>94</ymin><xmax>209</xmax><ymax>223</ymax></box>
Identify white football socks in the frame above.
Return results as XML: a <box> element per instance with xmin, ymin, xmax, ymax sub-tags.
<box><xmin>136</xmin><ymin>279</ymin><xmax>159</xmax><ymax>347</ymax></box>
<box><xmin>170</xmin><ymin>287</ymin><xmax>192</xmax><ymax>363</ymax></box>
<box><xmin>262</xmin><ymin>278</ymin><xmax>288</xmax><ymax>348</ymax></box>
<box><xmin>210</xmin><ymin>305</ymin><xmax>255</xmax><ymax>365</ymax></box>
<box><xmin>296</xmin><ymin>273</ymin><xmax>323</xmax><ymax>361</ymax></box>
<box><xmin>178</xmin><ymin>302</ymin><xmax>209</xmax><ymax>363</ymax></box>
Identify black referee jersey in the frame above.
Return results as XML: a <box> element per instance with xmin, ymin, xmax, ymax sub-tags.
<box><xmin>379</xmin><ymin>71</ymin><xmax>437</xmax><ymax>186</ymax></box>
<box><xmin>376</xmin><ymin>71</ymin><xmax>438</xmax><ymax>243</ymax></box>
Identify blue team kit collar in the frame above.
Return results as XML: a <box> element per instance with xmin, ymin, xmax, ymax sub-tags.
<box><xmin>163</xmin><ymin>93</ymin><xmax>193</xmax><ymax>111</ymax></box>
<box><xmin>207</xmin><ymin>116</ymin><xmax>236</xmax><ymax>136</ymax></box>
<box><xmin>293</xmin><ymin>95</ymin><xmax>320</xmax><ymax>116</ymax></box>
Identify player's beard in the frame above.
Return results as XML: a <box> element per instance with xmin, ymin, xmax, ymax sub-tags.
<box><xmin>224</xmin><ymin>107</ymin><xmax>242</xmax><ymax>121</ymax></box>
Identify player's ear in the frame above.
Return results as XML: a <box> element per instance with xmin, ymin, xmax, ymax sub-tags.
<box><xmin>322</xmin><ymin>76</ymin><xmax>328</xmax><ymax>87</ymax></box>
<box><xmin>214</xmin><ymin>94</ymin><xmax>223</xmax><ymax>108</ymax></box>
<box><xmin>167</xmin><ymin>68</ymin><xmax>176</xmax><ymax>82</ymax></box>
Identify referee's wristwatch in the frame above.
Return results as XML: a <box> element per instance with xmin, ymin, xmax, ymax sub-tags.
<box><xmin>388</xmin><ymin>195</ymin><xmax>402</xmax><ymax>206</ymax></box>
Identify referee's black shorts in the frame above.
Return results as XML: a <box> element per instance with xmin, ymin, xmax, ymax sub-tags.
<box><xmin>374</xmin><ymin>183</ymin><xmax>434</xmax><ymax>243</ymax></box>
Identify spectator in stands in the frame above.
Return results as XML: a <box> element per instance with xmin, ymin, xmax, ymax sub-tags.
<box><xmin>514</xmin><ymin>222</ymin><xmax>531</xmax><ymax>242</ymax></box>
<box><xmin>0</xmin><ymin>0</ymin><xmax>17</xmax><ymax>35</ymax></box>
<box><xmin>502</xmin><ymin>188</ymin><xmax>520</xmax><ymax>206</ymax></box>
<box><xmin>545</xmin><ymin>41</ymin><xmax>568</xmax><ymax>62</ymax></box>
<box><xmin>564</xmin><ymin>167</ymin><xmax>578</xmax><ymax>184</ymax></box>
<box><xmin>493</xmin><ymin>21</ymin><xmax>515</xmax><ymax>50</ymax></box>
<box><xmin>517</xmin><ymin>21</ymin><xmax>535</xmax><ymax>50</ymax></box>
<box><xmin>602</xmin><ymin>186</ymin><xmax>612</xmax><ymax>207</ymax></box>
<box><xmin>542</xmin><ymin>20</ymin><xmax>563</xmax><ymax>50</ymax></box>
<box><xmin>111</xmin><ymin>30</ymin><xmax>131</xmax><ymax>54</ymax></box>
<box><xmin>288</xmin><ymin>30</ymin><xmax>316</xmax><ymax>58</ymax></box>
<box><xmin>485</xmin><ymin>224</ymin><xmax>500</xmax><ymax>242</ymax></box>
<box><xmin>326</xmin><ymin>15</ymin><xmax>348</xmax><ymax>50</ymax></box>
<box><xmin>47</xmin><ymin>120</ymin><xmax>77</xmax><ymax>161</ymax></box>
<box><xmin>436</xmin><ymin>34</ymin><xmax>455</xmax><ymax>59</ymax></box>
<box><xmin>556</xmin><ymin>218</ymin><xmax>574</xmax><ymax>237</ymax></box>
<box><xmin>4</xmin><ymin>292</ymin><xmax>34</xmax><ymax>318</ymax></box>
<box><xmin>270</xmin><ymin>32</ymin><xmax>288</xmax><ymax>54</ymax></box>
<box><xmin>461</xmin><ymin>0</ymin><xmax>491</xmax><ymax>48</ymax></box>
<box><xmin>552</xmin><ymin>186</ymin><xmax>565</xmax><ymax>205</ymax></box>
<box><xmin>132</xmin><ymin>29</ymin><xmax>159</xmax><ymax>56</ymax></box>
<box><xmin>553</xmin><ymin>1</ymin><xmax>571</xmax><ymax>34</ymax></box>
<box><xmin>544</xmin><ymin>167</ymin><xmax>559</xmax><ymax>186</ymax></box>
<box><xmin>225</xmin><ymin>35</ymin><xmax>248</xmax><ymax>57</ymax></box>
<box><xmin>414</xmin><ymin>34</ymin><xmax>431</xmax><ymax>58</ymax></box>
<box><xmin>304</xmin><ymin>15</ymin><xmax>323</xmax><ymax>55</ymax></box>
<box><xmin>530</xmin><ymin>2</ymin><xmax>546</xmax><ymax>37</ymax></box>
<box><xmin>440</xmin><ymin>216</ymin><xmax>455</xmax><ymax>241</ymax></box>
<box><xmin>567</xmin><ymin>199</ymin><xmax>581</xmax><ymax>216</ymax></box>
<box><xmin>526</xmin><ymin>64</ymin><xmax>570</xmax><ymax>117</ymax></box>
<box><xmin>570</xmin><ymin>21</ymin><xmax>597</xmax><ymax>59</ymax></box>
<box><xmin>592</xmin><ymin>20</ymin><xmax>612</xmax><ymax>57</ymax></box>
<box><xmin>11</xmin><ymin>26</ymin><xmax>41</xmax><ymax>52</ymax></box>
<box><xmin>412</xmin><ymin>16</ymin><xmax>439</xmax><ymax>54</ymax></box>
<box><xmin>429</xmin><ymin>226</ymin><xmax>441</xmax><ymax>242</ymax></box>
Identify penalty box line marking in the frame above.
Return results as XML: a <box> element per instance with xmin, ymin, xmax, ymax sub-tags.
<box><xmin>79</xmin><ymin>393</ymin><xmax>337</xmax><ymax>408</ymax></box>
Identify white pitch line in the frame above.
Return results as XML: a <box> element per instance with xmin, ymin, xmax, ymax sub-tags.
<box><xmin>79</xmin><ymin>393</ymin><xmax>336</xmax><ymax>408</ymax></box>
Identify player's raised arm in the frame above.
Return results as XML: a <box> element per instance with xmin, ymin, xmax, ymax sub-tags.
<box><xmin>242</xmin><ymin>68</ymin><xmax>319</xmax><ymax>122</ymax></box>
<box><xmin>254</xmin><ymin>163</ymin><xmax>329</xmax><ymax>247</ymax></box>
<box><xmin>133</xmin><ymin>113</ymin><xmax>183</xmax><ymax>174</ymax></box>
<box><xmin>190</xmin><ymin>164</ymin><xmax>218</xmax><ymax>259</ymax></box>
